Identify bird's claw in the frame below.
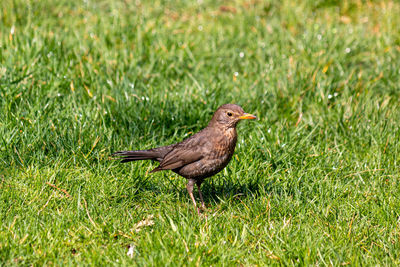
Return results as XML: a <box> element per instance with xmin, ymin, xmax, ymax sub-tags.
<box><xmin>196</xmin><ymin>207</ymin><xmax>208</xmax><ymax>218</ymax></box>
<box><xmin>197</xmin><ymin>205</ymin><xmax>207</xmax><ymax>214</ymax></box>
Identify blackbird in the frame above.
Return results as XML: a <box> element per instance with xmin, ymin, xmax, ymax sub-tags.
<box><xmin>113</xmin><ymin>104</ymin><xmax>256</xmax><ymax>215</ymax></box>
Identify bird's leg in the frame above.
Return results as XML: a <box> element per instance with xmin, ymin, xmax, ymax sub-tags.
<box><xmin>196</xmin><ymin>182</ymin><xmax>206</xmax><ymax>210</ymax></box>
<box><xmin>186</xmin><ymin>179</ymin><xmax>200</xmax><ymax>215</ymax></box>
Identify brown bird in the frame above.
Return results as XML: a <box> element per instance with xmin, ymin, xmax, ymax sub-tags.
<box><xmin>113</xmin><ymin>104</ymin><xmax>256</xmax><ymax>215</ymax></box>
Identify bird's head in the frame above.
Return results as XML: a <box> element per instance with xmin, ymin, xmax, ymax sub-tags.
<box><xmin>209</xmin><ymin>104</ymin><xmax>257</xmax><ymax>128</ymax></box>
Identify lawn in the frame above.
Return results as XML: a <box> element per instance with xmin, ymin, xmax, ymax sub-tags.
<box><xmin>1</xmin><ymin>0</ymin><xmax>400</xmax><ymax>265</ymax></box>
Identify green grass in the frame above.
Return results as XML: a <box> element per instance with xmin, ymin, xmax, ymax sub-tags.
<box><xmin>1</xmin><ymin>0</ymin><xmax>400</xmax><ymax>265</ymax></box>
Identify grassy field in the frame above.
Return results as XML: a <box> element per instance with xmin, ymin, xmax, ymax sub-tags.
<box><xmin>1</xmin><ymin>0</ymin><xmax>400</xmax><ymax>265</ymax></box>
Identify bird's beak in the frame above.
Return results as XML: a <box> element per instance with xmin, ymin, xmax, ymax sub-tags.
<box><xmin>239</xmin><ymin>113</ymin><xmax>257</xmax><ymax>120</ymax></box>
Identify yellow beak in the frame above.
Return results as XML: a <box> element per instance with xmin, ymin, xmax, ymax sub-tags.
<box><xmin>239</xmin><ymin>113</ymin><xmax>257</xmax><ymax>120</ymax></box>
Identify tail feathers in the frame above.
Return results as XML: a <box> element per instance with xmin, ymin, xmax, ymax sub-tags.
<box><xmin>149</xmin><ymin>167</ymin><xmax>162</xmax><ymax>173</ymax></box>
<box><xmin>112</xmin><ymin>150</ymin><xmax>159</xmax><ymax>163</ymax></box>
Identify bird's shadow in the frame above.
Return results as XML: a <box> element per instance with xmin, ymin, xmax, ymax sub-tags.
<box><xmin>198</xmin><ymin>176</ymin><xmax>274</xmax><ymax>205</ymax></box>
<box><xmin>112</xmin><ymin>172</ymin><xmax>274</xmax><ymax>207</ymax></box>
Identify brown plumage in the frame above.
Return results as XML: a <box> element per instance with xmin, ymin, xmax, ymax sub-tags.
<box><xmin>113</xmin><ymin>104</ymin><xmax>256</xmax><ymax>215</ymax></box>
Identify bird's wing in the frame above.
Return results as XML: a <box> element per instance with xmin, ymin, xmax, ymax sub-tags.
<box><xmin>150</xmin><ymin>133</ymin><xmax>208</xmax><ymax>172</ymax></box>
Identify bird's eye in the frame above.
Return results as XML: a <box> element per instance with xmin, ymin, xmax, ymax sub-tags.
<box><xmin>227</xmin><ymin>112</ymin><xmax>233</xmax><ymax>117</ymax></box>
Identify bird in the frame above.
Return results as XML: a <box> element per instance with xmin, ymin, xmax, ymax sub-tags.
<box><xmin>113</xmin><ymin>104</ymin><xmax>256</xmax><ymax>215</ymax></box>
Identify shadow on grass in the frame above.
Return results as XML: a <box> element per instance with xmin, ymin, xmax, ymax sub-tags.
<box><xmin>201</xmin><ymin>176</ymin><xmax>275</xmax><ymax>205</ymax></box>
<box><xmin>109</xmin><ymin>171</ymin><xmax>275</xmax><ymax>207</ymax></box>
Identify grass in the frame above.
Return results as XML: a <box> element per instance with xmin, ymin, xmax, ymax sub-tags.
<box><xmin>1</xmin><ymin>0</ymin><xmax>400</xmax><ymax>265</ymax></box>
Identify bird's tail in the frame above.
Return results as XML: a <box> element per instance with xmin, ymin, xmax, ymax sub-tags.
<box><xmin>112</xmin><ymin>149</ymin><xmax>160</xmax><ymax>163</ymax></box>
<box><xmin>112</xmin><ymin>145</ymin><xmax>174</xmax><ymax>163</ymax></box>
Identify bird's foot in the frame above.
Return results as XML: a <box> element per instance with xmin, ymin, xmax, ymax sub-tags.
<box><xmin>197</xmin><ymin>205</ymin><xmax>207</xmax><ymax>214</ymax></box>
<box><xmin>196</xmin><ymin>207</ymin><xmax>208</xmax><ymax>218</ymax></box>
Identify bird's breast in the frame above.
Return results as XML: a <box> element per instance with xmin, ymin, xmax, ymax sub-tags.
<box><xmin>213</xmin><ymin>128</ymin><xmax>237</xmax><ymax>159</ymax></box>
<box><xmin>175</xmin><ymin>127</ymin><xmax>237</xmax><ymax>180</ymax></box>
